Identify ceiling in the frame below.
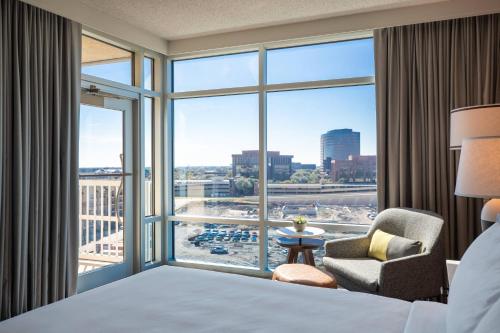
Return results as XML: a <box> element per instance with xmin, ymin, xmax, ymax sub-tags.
<box><xmin>76</xmin><ymin>0</ymin><xmax>447</xmax><ymax>40</ymax></box>
<box><xmin>81</xmin><ymin>35</ymin><xmax>132</xmax><ymax>64</ymax></box>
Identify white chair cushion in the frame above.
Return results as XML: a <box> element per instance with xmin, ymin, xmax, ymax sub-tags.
<box><xmin>447</xmin><ymin>223</ymin><xmax>500</xmax><ymax>333</ymax></box>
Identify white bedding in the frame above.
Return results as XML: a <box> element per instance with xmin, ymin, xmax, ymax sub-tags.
<box><xmin>0</xmin><ymin>266</ymin><xmax>414</xmax><ymax>333</ymax></box>
<box><xmin>403</xmin><ymin>301</ymin><xmax>447</xmax><ymax>333</ymax></box>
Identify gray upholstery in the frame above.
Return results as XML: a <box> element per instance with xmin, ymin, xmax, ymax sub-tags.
<box><xmin>323</xmin><ymin>208</ymin><xmax>446</xmax><ymax>300</ymax></box>
<box><xmin>323</xmin><ymin>258</ymin><xmax>381</xmax><ymax>292</ymax></box>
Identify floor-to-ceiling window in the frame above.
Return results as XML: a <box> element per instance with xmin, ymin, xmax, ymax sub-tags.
<box><xmin>167</xmin><ymin>33</ymin><xmax>376</xmax><ymax>273</ymax></box>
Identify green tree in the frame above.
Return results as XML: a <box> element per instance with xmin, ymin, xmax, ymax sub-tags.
<box><xmin>290</xmin><ymin>170</ymin><xmax>310</xmax><ymax>184</ymax></box>
<box><xmin>290</xmin><ymin>169</ymin><xmax>321</xmax><ymax>184</ymax></box>
<box><xmin>234</xmin><ymin>177</ymin><xmax>256</xmax><ymax>196</ymax></box>
<box><xmin>308</xmin><ymin>169</ymin><xmax>321</xmax><ymax>183</ymax></box>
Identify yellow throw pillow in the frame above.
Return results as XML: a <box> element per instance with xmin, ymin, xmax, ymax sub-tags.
<box><xmin>368</xmin><ymin>229</ymin><xmax>422</xmax><ymax>261</ymax></box>
<box><xmin>368</xmin><ymin>230</ymin><xmax>394</xmax><ymax>261</ymax></box>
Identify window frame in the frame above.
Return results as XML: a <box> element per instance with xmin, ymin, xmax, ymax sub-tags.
<box><xmin>165</xmin><ymin>30</ymin><xmax>375</xmax><ymax>276</ymax></box>
<box><xmin>80</xmin><ymin>28</ymin><xmax>165</xmax><ymax>278</ymax></box>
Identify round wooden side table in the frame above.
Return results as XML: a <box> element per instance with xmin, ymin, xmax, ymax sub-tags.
<box><xmin>276</xmin><ymin>227</ymin><xmax>325</xmax><ymax>266</ymax></box>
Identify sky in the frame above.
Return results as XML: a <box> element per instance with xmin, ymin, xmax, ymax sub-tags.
<box><xmin>80</xmin><ymin>38</ymin><xmax>375</xmax><ymax>168</ymax></box>
<box><xmin>80</xmin><ymin>104</ymin><xmax>123</xmax><ymax>168</ymax></box>
<box><xmin>80</xmin><ymin>59</ymin><xmax>153</xmax><ymax>168</ymax></box>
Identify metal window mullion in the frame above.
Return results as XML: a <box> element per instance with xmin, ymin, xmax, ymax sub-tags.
<box><xmin>144</xmin><ymin>216</ymin><xmax>163</xmax><ymax>224</ymax></box>
<box><xmin>145</xmin><ymin>55</ymin><xmax>166</xmax><ymax>265</ymax></box>
<box><xmin>136</xmin><ymin>93</ymin><xmax>146</xmax><ymax>272</ymax></box>
<box><xmin>265</xmin><ymin>76</ymin><xmax>375</xmax><ymax>92</ymax></box>
<box><xmin>168</xmin><ymin>85</ymin><xmax>259</xmax><ymax>99</ymax></box>
<box><xmin>148</xmin><ymin>98</ymin><xmax>155</xmax><ymax>217</ymax></box>
<box><xmin>166</xmin><ymin>77</ymin><xmax>374</xmax><ymax>100</ymax></box>
<box><xmin>153</xmin><ymin>94</ymin><xmax>164</xmax><ymax>219</ymax></box>
<box><xmin>167</xmin><ymin>215</ymin><xmax>259</xmax><ymax>226</ymax></box>
<box><xmin>266</xmin><ymin>220</ymin><xmax>370</xmax><ymax>232</ymax></box>
<box><xmin>143</xmin><ymin>91</ymin><xmax>162</xmax><ymax>98</ymax></box>
<box><xmin>81</xmin><ymin>75</ymin><xmax>145</xmax><ymax>98</ymax></box>
<box><xmin>164</xmin><ymin>57</ymin><xmax>175</xmax><ymax>263</ymax></box>
<box><xmin>258</xmin><ymin>46</ymin><xmax>268</xmax><ymax>272</ymax></box>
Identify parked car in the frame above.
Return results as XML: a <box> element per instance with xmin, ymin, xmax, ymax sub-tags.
<box><xmin>210</xmin><ymin>246</ymin><xmax>229</xmax><ymax>255</ymax></box>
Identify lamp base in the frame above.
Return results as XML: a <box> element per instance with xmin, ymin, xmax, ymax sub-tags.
<box><xmin>481</xmin><ymin>198</ymin><xmax>500</xmax><ymax>231</ymax></box>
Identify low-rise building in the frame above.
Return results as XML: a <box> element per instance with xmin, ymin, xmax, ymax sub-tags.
<box><xmin>232</xmin><ymin>150</ymin><xmax>293</xmax><ymax>181</ymax></box>
<box><xmin>331</xmin><ymin>155</ymin><xmax>376</xmax><ymax>183</ymax></box>
<box><xmin>174</xmin><ymin>179</ymin><xmax>231</xmax><ymax>197</ymax></box>
<box><xmin>292</xmin><ymin>162</ymin><xmax>317</xmax><ymax>171</ymax></box>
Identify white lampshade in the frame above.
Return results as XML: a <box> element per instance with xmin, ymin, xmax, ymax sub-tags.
<box><xmin>455</xmin><ymin>137</ymin><xmax>500</xmax><ymax>198</ymax></box>
<box><xmin>450</xmin><ymin>104</ymin><xmax>500</xmax><ymax>150</ymax></box>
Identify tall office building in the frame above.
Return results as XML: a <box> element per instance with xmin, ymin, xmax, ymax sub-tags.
<box><xmin>320</xmin><ymin>129</ymin><xmax>360</xmax><ymax>172</ymax></box>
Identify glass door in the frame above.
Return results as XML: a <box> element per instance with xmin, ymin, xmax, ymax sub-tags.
<box><xmin>77</xmin><ymin>83</ymin><xmax>136</xmax><ymax>292</ymax></box>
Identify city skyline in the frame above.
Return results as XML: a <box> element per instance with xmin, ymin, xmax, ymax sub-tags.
<box><xmin>80</xmin><ymin>122</ymin><xmax>374</xmax><ymax>169</ymax></box>
<box><xmin>80</xmin><ymin>123</ymin><xmax>374</xmax><ymax>169</ymax></box>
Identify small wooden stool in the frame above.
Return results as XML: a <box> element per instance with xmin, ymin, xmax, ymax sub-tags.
<box><xmin>272</xmin><ymin>264</ymin><xmax>337</xmax><ymax>289</ymax></box>
<box><xmin>276</xmin><ymin>237</ymin><xmax>324</xmax><ymax>266</ymax></box>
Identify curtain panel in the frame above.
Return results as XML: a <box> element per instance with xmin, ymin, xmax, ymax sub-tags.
<box><xmin>375</xmin><ymin>14</ymin><xmax>500</xmax><ymax>259</ymax></box>
<box><xmin>0</xmin><ymin>0</ymin><xmax>81</xmax><ymax>320</ymax></box>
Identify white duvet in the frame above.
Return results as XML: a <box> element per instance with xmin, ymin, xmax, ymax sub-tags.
<box><xmin>0</xmin><ymin>266</ymin><xmax>442</xmax><ymax>333</ymax></box>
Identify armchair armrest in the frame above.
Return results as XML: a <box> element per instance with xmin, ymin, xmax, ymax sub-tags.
<box><xmin>379</xmin><ymin>253</ymin><xmax>444</xmax><ymax>300</ymax></box>
<box><xmin>324</xmin><ymin>236</ymin><xmax>370</xmax><ymax>258</ymax></box>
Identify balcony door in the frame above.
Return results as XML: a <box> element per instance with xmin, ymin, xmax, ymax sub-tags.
<box><xmin>77</xmin><ymin>82</ymin><xmax>136</xmax><ymax>292</ymax></box>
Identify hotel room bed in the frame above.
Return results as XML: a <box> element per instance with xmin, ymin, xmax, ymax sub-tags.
<box><xmin>0</xmin><ymin>265</ymin><xmax>447</xmax><ymax>333</ymax></box>
<box><xmin>4</xmin><ymin>221</ymin><xmax>500</xmax><ymax>333</ymax></box>
<box><xmin>6</xmin><ymin>218</ymin><xmax>500</xmax><ymax>333</ymax></box>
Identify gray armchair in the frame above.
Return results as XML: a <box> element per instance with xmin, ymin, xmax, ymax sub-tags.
<box><xmin>323</xmin><ymin>208</ymin><xmax>446</xmax><ymax>301</ymax></box>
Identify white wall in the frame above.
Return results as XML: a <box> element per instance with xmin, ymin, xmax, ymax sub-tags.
<box><xmin>168</xmin><ymin>0</ymin><xmax>500</xmax><ymax>55</ymax></box>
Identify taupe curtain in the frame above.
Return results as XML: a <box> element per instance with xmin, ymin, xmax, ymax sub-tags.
<box><xmin>375</xmin><ymin>14</ymin><xmax>500</xmax><ymax>259</ymax></box>
<box><xmin>0</xmin><ymin>0</ymin><xmax>81</xmax><ymax>320</ymax></box>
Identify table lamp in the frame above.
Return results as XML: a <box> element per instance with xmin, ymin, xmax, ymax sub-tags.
<box><xmin>450</xmin><ymin>104</ymin><xmax>500</xmax><ymax>230</ymax></box>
